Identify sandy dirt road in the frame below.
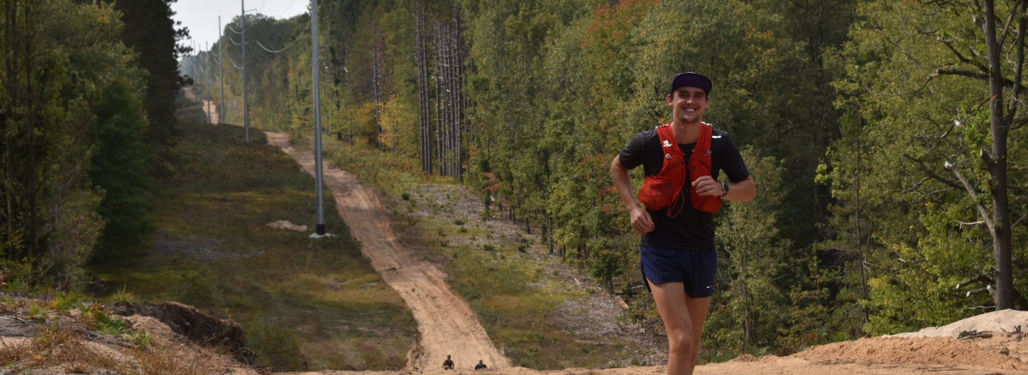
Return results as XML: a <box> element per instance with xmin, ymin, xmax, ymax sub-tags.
<box><xmin>182</xmin><ymin>86</ymin><xmax>219</xmax><ymax>124</ymax></box>
<box><xmin>202</xmin><ymin>99</ymin><xmax>219</xmax><ymax>124</ymax></box>
<box><xmin>266</xmin><ymin>132</ymin><xmax>512</xmax><ymax>374</ymax></box>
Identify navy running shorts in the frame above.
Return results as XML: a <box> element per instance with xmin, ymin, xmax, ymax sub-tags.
<box><xmin>640</xmin><ymin>245</ymin><xmax>717</xmax><ymax>298</ymax></box>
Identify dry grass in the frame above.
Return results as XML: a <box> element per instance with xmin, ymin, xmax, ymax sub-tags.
<box><xmin>0</xmin><ymin>294</ymin><xmax>248</xmax><ymax>374</ymax></box>
<box><xmin>0</xmin><ymin>337</ymin><xmax>31</xmax><ymax>365</ymax></box>
<box><xmin>0</xmin><ymin>323</ymin><xmax>127</xmax><ymax>373</ymax></box>
<box><xmin>132</xmin><ymin>342</ymin><xmax>231</xmax><ymax>375</ymax></box>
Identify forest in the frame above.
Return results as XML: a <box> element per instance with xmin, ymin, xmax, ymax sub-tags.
<box><xmin>0</xmin><ymin>0</ymin><xmax>184</xmax><ymax>285</ymax></box>
<box><xmin>3</xmin><ymin>0</ymin><xmax>1027</xmax><ymax>361</ymax></box>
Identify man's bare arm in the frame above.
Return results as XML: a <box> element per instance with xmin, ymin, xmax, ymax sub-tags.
<box><xmin>610</xmin><ymin>156</ymin><xmax>654</xmax><ymax>234</ymax></box>
<box><xmin>723</xmin><ymin>176</ymin><xmax>756</xmax><ymax>202</ymax></box>
<box><xmin>692</xmin><ymin>175</ymin><xmax>756</xmax><ymax>202</ymax></box>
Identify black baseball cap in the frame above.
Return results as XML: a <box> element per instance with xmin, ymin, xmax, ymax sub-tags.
<box><xmin>670</xmin><ymin>72</ymin><xmax>712</xmax><ymax>95</ymax></box>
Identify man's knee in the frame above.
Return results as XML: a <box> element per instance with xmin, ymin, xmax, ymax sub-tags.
<box><xmin>667</xmin><ymin>330</ymin><xmax>695</xmax><ymax>355</ymax></box>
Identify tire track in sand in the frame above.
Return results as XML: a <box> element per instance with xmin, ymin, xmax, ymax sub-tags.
<box><xmin>266</xmin><ymin>132</ymin><xmax>512</xmax><ymax>374</ymax></box>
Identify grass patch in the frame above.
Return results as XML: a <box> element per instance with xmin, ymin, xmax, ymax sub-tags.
<box><xmin>90</xmin><ymin>102</ymin><xmax>415</xmax><ymax>371</ymax></box>
<box><xmin>290</xmin><ymin>130</ymin><xmax>435</xmax><ymax>199</ymax></box>
<box><xmin>404</xmin><ymin>220</ymin><xmax>629</xmax><ymax>369</ymax></box>
<box><xmin>385</xmin><ymin>191</ymin><xmax>641</xmax><ymax>369</ymax></box>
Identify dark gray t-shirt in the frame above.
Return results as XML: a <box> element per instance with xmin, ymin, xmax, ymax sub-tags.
<box><xmin>618</xmin><ymin>126</ymin><xmax>750</xmax><ymax>250</ymax></box>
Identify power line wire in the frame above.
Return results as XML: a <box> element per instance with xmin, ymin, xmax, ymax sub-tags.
<box><xmin>251</xmin><ymin>19</ymin><xmax>309</xmax><ymax>54</ymax></box>
<box><xmin>227</xmin><ymin>55</ymin><xmax>244</xmax><ymax>70</ymax></box>
<box><xmin>227</xmin><ymin>34</ymin><xmax>243</xmax><ymax>46</ymax></box>
<box><xmin>255</xmin><ymin>38</ymin><xmax>301</xmax><ymax>54</ymax></box>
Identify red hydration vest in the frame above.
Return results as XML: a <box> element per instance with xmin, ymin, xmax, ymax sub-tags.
<box><xmin>637</xmin><ymin>123</ymin><xmax>723</xmax><ymax>216</ymax></box>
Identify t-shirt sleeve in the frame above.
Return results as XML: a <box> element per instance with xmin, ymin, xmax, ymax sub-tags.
<box><xmin>717</xmin><ymin>132</ymin><xmax>751</xmax><ymax>183</ymax></box>
<box><xmin>617</xmin><ymin>131</ymin><xmax>649</xmax><ymax>170</ymax></box>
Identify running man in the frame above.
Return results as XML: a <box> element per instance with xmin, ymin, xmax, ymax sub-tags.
<box><xmin>610</xmin><ymin>71</ymin><xmax>756</xmax><ymax>375</ymax></box>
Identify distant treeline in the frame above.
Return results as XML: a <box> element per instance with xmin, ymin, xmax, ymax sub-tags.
<box><xmin>0</xmin><ymin>0</ymin><xmax>187</xmax><ymax>288</ymax></box>
<box><xmin>167</xmin><ymin>0</ymin><xmax>1028</xmax><ymax>358</ymax></box>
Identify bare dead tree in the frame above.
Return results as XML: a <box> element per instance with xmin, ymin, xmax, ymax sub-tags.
<box><xmin>372</xmin><ymin>25</ymin><xmax>385</xmax><ymax>150</ymax></box>
<box><xmin>433</xmin><ymin>20</ymin><xmax>444</xmax><ymax>175</ymax></box>
<box><xmin>446</xmin><ymin>14</ymin><xmax>457</xmax><ymax>177</ymax></box>
<box><xmin>414</xmin><ymin>0</ymin><xmax>432</xmax><ymax>173</ymax></box>
<box><xmin>454</xmin><ymin>0</ymin><xmax>465</xmax><ymax>183</ymax></box>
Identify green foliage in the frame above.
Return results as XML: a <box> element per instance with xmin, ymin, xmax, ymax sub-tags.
<box><xmin>41</xmin><ymin>188</ymin><xmax>104</xmax><ymax>290</ymax></box>
<box><xmin>242</xmin><ymin>318</ymin><xmax>305</xmax><ymax>369</ymax></box>
<box><xmin>89</xmin><ymin>81</ymin><xmax>154</xmax><ymax>264</ymax></box>
<box><xmin>0</xmin><ymin>0</ymin><xmax>174</xmax><ymax>289</ymax></box>
<box><xmin>132</xmin><ymin>330</ymin><xmax>154</xmax><ymax>348</ymax></box>
<box><xmin>824</xmin><ymin>0</ymin><xmax>1028</xmax><ymax>333</ymax></box>
<box><xmin>107</xmin><ymin>287</ymin><xmax>138</xmax><ymax>304</ymax></box>
<box><xmin>195</xmin><ymin>12</ymin><xmax>308</xmax><ymax>130</ymax></box>
<box><xmin>706</xmin><ymin>148</ymin><xmax>793</xmax><ymax>356</ymax></box>
<box><xmin>587</xmin><ymin>243</ymin><xmax>629</xmax><ymax>293</ymax></box>
<box><xmin>0</xmin><ymin>259</ymin><xmax>35</xmax><ymax>293</ymax></box>
<box><xmin>0</xmin><ymin>0</ymin><xmax>101</xmax><ymax>287</ymax></box>
<box><xmin>95</xmin><ymin>311</ymin><xmax>130</xmax><ymax>336</ymax></box>
<box><xmin>51</xmin><ymin>292</ymin><xmax>84</xmax><ymax>312</ymax></box>
<box><xmin>778</xmin><ymin>276</ymin><xmax>833</xmax><ymax>353</ymax></box>
<box><xmin>111</xmin><ymin>0</ymin><xmax>186</xmax><ymax>147</ymax></box>
<box><xmin>27</xmin><ymin>302</ymin><xmax>48</xmax><ymax>322</ymax></box>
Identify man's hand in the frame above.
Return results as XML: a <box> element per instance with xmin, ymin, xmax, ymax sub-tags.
<box><xmin>691</xmin><ymin>175</ymin><xmax>723</xmax><ymax>197</ymax></box>
<box><xmin>611</xmin><ymin>156</ymin><xmax>655</xmax><ymax>235</ymax></box>
<box><xmin>630</xmin><ymin>205</ymin><xmax>655</xmax><ymax>234</ymax></box>
<box><xmin>693</xmin><ymin>176</ymin><xmax>756</xmax><ymax>201</ymax></box>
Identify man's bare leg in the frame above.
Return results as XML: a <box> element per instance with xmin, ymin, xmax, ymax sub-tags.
<box><xmin>649</xmin><ymin>280</ymin><xmax>712</xmax><ymax>375</ymax></box>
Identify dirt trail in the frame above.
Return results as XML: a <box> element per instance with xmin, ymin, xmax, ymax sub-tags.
<box><xmin>182</xmin><ymin>86</ymin><xmax>219</xmax><ymax>124</ymax></box>
<box><xmin>266</xmin><ymin>132</ymin><xmax>512</xmax><ymax>374</ymax></box>
<box><xmin>203</xmin><ymin>99</ymin><xmax>219</xmax><ymax>124</ymax></box>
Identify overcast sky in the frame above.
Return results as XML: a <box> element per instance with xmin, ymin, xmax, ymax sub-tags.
<box><xmin>171</xmin><ymin>0</ymin><xmax>310</xmax><ymax>52</ymax></box>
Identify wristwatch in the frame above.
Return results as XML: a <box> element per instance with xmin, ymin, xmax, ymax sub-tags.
<box><xmin>719</xmin><ymin>182</ymin><xmax>730</xmax><ymax>198</ymax></box>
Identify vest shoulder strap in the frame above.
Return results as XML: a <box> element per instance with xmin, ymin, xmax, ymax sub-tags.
<box><xmin>693</xmin><ymin>123</ymin><xmax>713</xmax><ymax>155</ymax></box>
<box><xmin>655</xmin><ymin>124</ymin><xmax>682</xmax><ymax>156</ymax></box>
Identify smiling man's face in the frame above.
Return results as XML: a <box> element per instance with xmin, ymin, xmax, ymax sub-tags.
<box><xmin>667</xmin><ymin>86</ymin><xmax>709</xmax><ymax>125</ymax></box>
